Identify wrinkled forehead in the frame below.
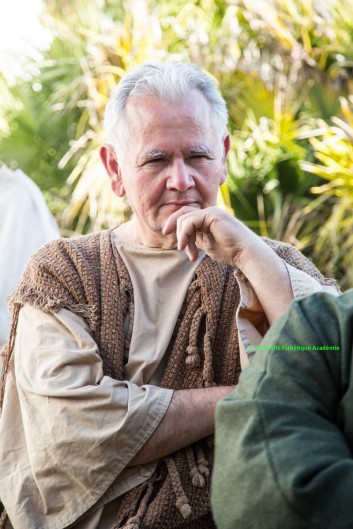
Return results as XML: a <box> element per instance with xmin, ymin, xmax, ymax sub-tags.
<box><xmin>124</xmin><ymin>89</ymin><xmax>214</xmax><ymax>132</ymax></box>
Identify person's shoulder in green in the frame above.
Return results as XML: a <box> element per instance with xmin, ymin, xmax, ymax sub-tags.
<box><xmin>212</xmin><ymin>290</ymin><xmax>353</xmax><ymax>529</ymax></box>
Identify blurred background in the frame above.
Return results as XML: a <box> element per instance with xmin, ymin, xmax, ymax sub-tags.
<box><xmin>1</xmin><ymin>0</ymin><xmax>352</xmax><ymax>289</ymax></box>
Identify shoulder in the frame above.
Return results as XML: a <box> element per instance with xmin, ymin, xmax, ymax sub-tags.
<box><xmin>9</xmin><ymin>232</ymin><xmax>114</xmax><ymax>328</ymax></box>
<box><xmin>262</xmin><ymin>237</ymin><xmax>338</xmax><ymax>289</ymax></box>
<box><xmin>12</xmin><ymin>231</ymin><xmax>113</xmax><ymax>301</ymax></box>
<box><xmin>0</xmin><ymin>167</ymin><xmax>43</xmax><ymax>207</ymax></box>
<box><xmin>31</xmin><ymin>230</ymin><xmax>112</xmax><ymax>265</ymax></box>
<box><xmin>262</xmin><ymin>237</ymin><xmax>307</xmax><ymax>262</ymax></box>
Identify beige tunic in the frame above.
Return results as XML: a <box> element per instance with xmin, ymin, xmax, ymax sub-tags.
<box><xmin>0</xmin><ymin>239</ymin><xmax>338</xmax><ymax>529</ymax></box>
<box><xmin>1</xmin><ymin>241</ymin><xmax>204</xmax><ymax>529</ymax></box>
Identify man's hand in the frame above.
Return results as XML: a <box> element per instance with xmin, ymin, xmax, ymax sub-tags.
<box><xmin>163</xmin><ymin>206</ymin><xmax>259</xmax><ymax>267</ymax></box>
<box><xmin>163</xmin><ymin>205</ymin><xmax>294</xmax><ymax>325</ymax></box>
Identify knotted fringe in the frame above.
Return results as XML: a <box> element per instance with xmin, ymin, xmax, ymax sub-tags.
<box><xmin>202</xmin><ymin>333</ymin><xmax>215</xmax><ymax>387</ymax></box>
<box><xmin>184</xmin><ymin>271</ymin><xmax>217</xmax><ymax>388</ymax></box>
<box><xmin>185</xmin><ymin>307</ymin><xmax>206</xmax><ymax>368</ymax></box>
<box><xmin>185</xmin><ymin>311</ymin><xmax>216</xmax><ymax>387</ymax></box>
<box><xmin>164</xmin><ymin>456</ymin><xmax>192</xmax><ymax>519</ymax></box>
<box><xmin>8</xmin><ymin>287</ymin><xmax>99</xmax><ymax>332</ymax></box>
<box><xmin>185</xmin><ymin>446</ymin><xmax>206</xmax><ymax>488</ymax></box>
<box><xmin>118</xmin><ymin>478</ymin><xmax>156</xmax><ymax>529</ymax></box>
<box><xmin>195</xmin><ymin>445</ymin><xmax>209</xmax><ymax>477</ymax></box>
<box><xmin>113</xmin><ymin>444</ymin><xmax>211</xmax><ymax>529</ymax></box>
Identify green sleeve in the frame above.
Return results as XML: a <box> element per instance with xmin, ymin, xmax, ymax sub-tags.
<box><xmin>212</xmin><ymin>290</ymin><xmax>353</xmax><ymax>529</ymax></box>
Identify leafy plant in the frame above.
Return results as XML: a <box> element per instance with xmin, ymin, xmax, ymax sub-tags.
<box><xmin>300</xmin><ymin>95</ymin><xmax>353</xmax><ymax>289</ymax></box>
<box><xmin>1</xmin><ymin>0</ymin><xmax>353</xmax><ymax>287</ymax></box>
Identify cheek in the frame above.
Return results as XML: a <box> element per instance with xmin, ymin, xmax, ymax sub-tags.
<box><xmin>141</xmin><ymin>176</ymin><xmax>166</xmax><ymax>199</ymax></box>
<box><xmin>133</xmin><ymin>182</ymin><xmax>160</xmax><ymax>213</ymax></box>
<box><xmin>198</xmin><ymin>173</ymin><xmax>222</xmax><ymax>195</ymax></box>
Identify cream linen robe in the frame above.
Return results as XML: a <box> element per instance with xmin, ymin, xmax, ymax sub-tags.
<box><xmin>0</xmin><ymin>239</ymin><xmax>338</xmax><ymax>529</ymax></box>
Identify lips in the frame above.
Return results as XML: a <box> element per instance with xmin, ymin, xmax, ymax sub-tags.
<box><xmin>163</xmin><ymin>201</ymin><xmax>199</xmax><ymax>207</ymax></box>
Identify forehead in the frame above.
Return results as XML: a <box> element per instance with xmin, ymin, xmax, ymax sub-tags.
<box><xmin>124</xmin><ymin>90</ymin><xmax>214</xmax><ymax>140</ymax></box>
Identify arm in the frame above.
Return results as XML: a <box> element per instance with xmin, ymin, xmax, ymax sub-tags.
<box><xmin>213</xmin><ymin>290</ymin><xmax>353</xmax><ymax>529</ymax></box>
<box><xmin>128</xmin><ymin>385</ymin><xmax>234</xmax><ymax>466</ymax></box>
<box><xmin>0</xmin><ymin>303</ymin><xmax>233</xmax><ymax>528</ymax></box>
<box><xmin>0</xmin><ymin>305</ymin><xmax>173</xmax><ymax>528</ymax></box>
<box><xmin>163</xmin><ymin>206</ymin><xmax>293</xmax><ymax>324</ymax></box>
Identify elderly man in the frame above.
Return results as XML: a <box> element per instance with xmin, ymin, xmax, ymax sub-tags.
<box><xmin>0</xmin><ymin>62</ymin><xmax>336</xmax><ymax>529</ymax></box>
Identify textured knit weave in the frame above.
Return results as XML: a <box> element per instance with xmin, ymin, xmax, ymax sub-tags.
<box><xmin>0</xmin><ymin>231</ymin><xmax>336</xmax><ymax>529</ymax></box>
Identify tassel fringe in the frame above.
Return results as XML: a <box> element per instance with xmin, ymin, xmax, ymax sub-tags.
<box><xmin>164</xmin><ymin>456</ymin><xmax>192</xmax><ymax>519</ymax></box>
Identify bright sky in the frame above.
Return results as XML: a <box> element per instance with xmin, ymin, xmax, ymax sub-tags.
<box><xmin>0</xmin><ymin>0</ymin><xmax>52</xmax><ymax>81</ymax></box>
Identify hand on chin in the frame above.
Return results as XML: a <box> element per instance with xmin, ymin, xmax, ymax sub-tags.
<box><xmin>162</xmin><ymin>204</ymin><xmax>201</xmax><ymax>234</ymax></box>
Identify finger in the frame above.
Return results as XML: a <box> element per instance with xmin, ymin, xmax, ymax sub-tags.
<box><xmin>171</xmin><ymin>215</ymin><xmax>200</xmax><ymax>260</ymax></box>
<box><xmin>176</xmin><ymin>212</ymin><xmax>207</xmax><ymax>250</ymax></box>
<box><xmin>196</xmin><ymin>231</ymin><xmax>215</xmax><ymax>253</ymax></box>
<box><xmin>162</xmin><ymin>206</ymin><xmax>199</xmax><ymax>235</ymax></box>
<box><xmin>185</xmin><ymin>240</ymin><xmax>199</xmax><ymax>261</ymax></box>
<box><xmin>177</xmin><ymin>219</ymin><xmax>196</xmax><ymax>250</ymax></box>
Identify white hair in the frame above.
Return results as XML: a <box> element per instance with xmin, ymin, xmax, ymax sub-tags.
<box><xmin>104</xmin><ymin>61</ymin><xmax>228</xmax><ymax>158</ymax></box>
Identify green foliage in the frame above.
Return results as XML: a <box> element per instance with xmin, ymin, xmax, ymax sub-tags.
<box><xmin>1</xmin><ymin>0</ymin><xmax>353</xmax><ymax>286</ymax></box>
<box><xmin>300</xmin><ymin>96</ymin><xmax>353</xmax><ymax>290</ymax></box>
<box><xmin>221</xmin><ymin>0</ymin><xmax>353</xmax><ymax>287</ymax></box>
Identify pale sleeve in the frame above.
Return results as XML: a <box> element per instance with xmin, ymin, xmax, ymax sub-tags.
<box><xmin>10</xmin><ymin>304</ymin><xmax>173</xmax><ymax>527</ymax></box>
<box><xmin>236</xmin><ymin>261</ymin><xmax>339</xmax><ymax>367</ymax></box>
<box><xmin>0</xmin><ymin>168</ymin><xmax>59</xmax><ymax>347</ymax></box>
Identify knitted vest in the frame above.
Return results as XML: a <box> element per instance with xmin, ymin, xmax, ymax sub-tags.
<box><xmin>0</xmin><ymin>231</ymin><xmax>336</xmax><ymax>529</ymax></box>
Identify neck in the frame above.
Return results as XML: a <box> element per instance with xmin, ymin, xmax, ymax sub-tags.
<box><xmin>113</xmin><ymin>221</ymin><xmax>178</xmax><ymax>249</ymax></box>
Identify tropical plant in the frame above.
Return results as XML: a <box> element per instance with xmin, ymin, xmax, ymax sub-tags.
<box><xmin>300</xmin><ymin>95</ymin><xmax>353</xmax><ymax>289</ymax></box>
<box><xmin>1</xmin><ymin>0</ymin><xmax>353</xmax><ymax>287</ymax></box>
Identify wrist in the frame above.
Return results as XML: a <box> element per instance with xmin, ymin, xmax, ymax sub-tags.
<box><xmin>232</xmin><ymin>238</ymin><xmax>260</xmax><ymax>272</ymax></box>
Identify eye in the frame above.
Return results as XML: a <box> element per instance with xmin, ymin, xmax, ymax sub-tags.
<box><xmin>189</xmin><ymin>154</ymin><xmax>208</xmax><ymax>161</ymax></box>
<box><xmin>143</xmin><ymin>157</ymin><xmax>166</xmax><ymax>166</ymax></box>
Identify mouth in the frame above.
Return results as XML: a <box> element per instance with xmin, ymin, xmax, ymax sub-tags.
<box><xmin>163</xmin><ymin>201</ymin><xmax>199</xmax><ymax>208</ymax></box>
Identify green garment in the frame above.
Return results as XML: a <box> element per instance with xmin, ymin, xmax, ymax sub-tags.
<box><xmin>212</xmin><ymin>290</ymin><xmax>353</xmax><ymax>529</ymax></box>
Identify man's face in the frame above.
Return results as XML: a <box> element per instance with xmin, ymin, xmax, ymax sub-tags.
<box><xmin>103</xmin><ymin>90</ymin><xmax>229</xmax><ymax>247</ymax></box>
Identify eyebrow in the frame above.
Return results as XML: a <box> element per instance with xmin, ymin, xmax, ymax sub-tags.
<box><xmin>146</xmin><ymin>145</ymin><xmax>211</xmax><ymax>160</ymax></box>
<box><xmin>142</xmin><ymin>145</ymin><xmax>212</xmax><ymax>162</ymax></box>
<box><xmin>189</xmin><ymin>145</ymin><xmax>212</xmax><ymax>155</ymax></box>
<box><xmin>145</xmin><ymin>150</ymin><xmax>168</xmax><ymax>160</ymax></box>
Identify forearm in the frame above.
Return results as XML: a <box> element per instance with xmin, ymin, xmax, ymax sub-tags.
<box><xmin>236</xmin><ymin>239</ymin><xmax>293</xmax><ymax>325</ymax></box>
<box><xmin>128</xmin><ymin>385</ymin><xmax>234</xmax><ymax>466</ymax></box>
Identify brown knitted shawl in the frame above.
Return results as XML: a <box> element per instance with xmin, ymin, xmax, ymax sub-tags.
<box><xmin>0</xmin><ymin>231</ymin><xmax>337</xmax><ymax>529</ymax></box>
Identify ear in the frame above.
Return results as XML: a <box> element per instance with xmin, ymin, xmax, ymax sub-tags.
<box><xmin>100</xmin><ymin>144</ymin><xmax>126</xmax><ymax>197</ymax></box>
<box><xmin>219</xmin><ymin>134</ymin><xmax>230</xmax><ymax>185</ymax></box>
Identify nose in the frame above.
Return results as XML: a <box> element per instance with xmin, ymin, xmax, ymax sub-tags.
<box><xmin>166</xmin><ymin>159</ymin><xmax>195</xmax><ymax>192</ymax></box>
